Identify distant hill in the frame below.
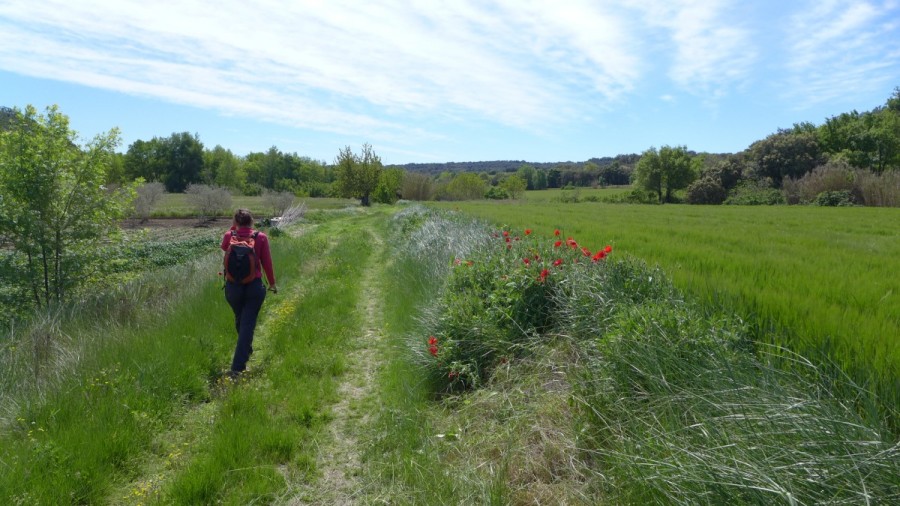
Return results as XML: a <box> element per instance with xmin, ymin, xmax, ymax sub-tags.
<box><xmin>387</xmin><ymin>154</ymin><xmax>643</xmax><ymax>175</ymax></box>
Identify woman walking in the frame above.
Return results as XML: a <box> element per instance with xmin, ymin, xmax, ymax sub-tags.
<box><xmin>221</xmin><ymin>208</ymin><xmax>277</xmax><ymax>377</ymax></box>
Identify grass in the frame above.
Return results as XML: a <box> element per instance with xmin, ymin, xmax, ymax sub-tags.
<box><xmin>152</xmin><ymin>194</ymin><xmax>357</xmax><ymax>218</ymax></box>
<box><xmin>523</xmin><ymin>187</ymin><xmax>632</xmax><ymax>203</ymax></box>
<box><xmin>0</xmin><ymin>210</ymin><xmax>376</xmax><ymax>503</ymax></box>
<box><xmin>434</xmin><ymin>200</ymin><xmax>900</xmax><ymax>413</ymax></box>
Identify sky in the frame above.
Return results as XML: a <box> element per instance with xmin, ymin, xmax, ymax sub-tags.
<box><xmin>1</xmin><ymin>0</ymin><xmax>899</xmax><ymax>165</ymax></box>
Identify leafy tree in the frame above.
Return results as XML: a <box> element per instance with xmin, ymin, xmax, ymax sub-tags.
<box><xmin>373</xmin><ymin>167</ymin><xmax>404</xmax><ymax>204</ymax></box>
<box><xmin>444</xmin><ymin>172</ymin><xmax>485</xmax><ymax>200</ymax></box>
<box><xmin>516</xmin><ymin>164</ymin><xmax>536</xmax><ymax>190</ymax></box>
<box><xmin>203</xmin><ymin>145</ymin><xmax>244</xmax><ymax>190</ymax></box>
<box><xmin>500</xmin><ymin>174</ymin><xmax>527</xmax><ymax>199</ymax></box>
<box><xmin>633</xmin><ymin>146</ymin><xmax>695</xmax><ymax>203</ymax></box>
<box><xmin>124</xmin><ymin>132</ymin><xmax>205</xmax><ymax>192</ymax></box>
<box><xmin>0</xmin><ymin>105</ymin><xmax>134</xmax><ymax>307</ymax></box>
<box><xmin>335</xmin><ymin>143</ymin><xmax>383</xmax><ymax>206</ymax></box>
<box><xmin>749</xmin><ymin>129</ymin><xmax>823</xmax><ymax>185</ymax></box>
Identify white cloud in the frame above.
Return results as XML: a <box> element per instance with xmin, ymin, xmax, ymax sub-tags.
<box><xmin>783</xmin><ymin>0</ymin><xmax>900</xmax><ymax>107</ymax></box>
<box><xmin>0</xmin><ymin>0</ymin><xmax>645</xmax><ymax>141</ymax></box>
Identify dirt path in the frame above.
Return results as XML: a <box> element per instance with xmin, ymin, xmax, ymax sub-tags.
<box><xmin>287</xmin><ymin>226</ymin><xmax>386</xmax><ymax>505</ymax></box>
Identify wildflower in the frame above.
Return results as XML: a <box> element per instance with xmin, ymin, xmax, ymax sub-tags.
<box><xmin>554</xmin><ymin>240</ymin><xmax>562</xmax><ymax>248</ymax></box>
<box><xmin>554</xmin><ymin>229</ymin><xmax>560</xmax><ymax>236</ymax></box>
<box><xmin>428</xmin><ymin>335</ymin><xmax>439</xmax><ymax>357</ymax></box>
<box><xmin>523</xmin><ymin>258</ymin><xmax>531</xmax><ymax>266</ymax></box>
<box><xmin>581</xmin><ymin>246</ymin><xmax>591</xmax><ymax>257</ymax></box>
<box><xmin>429</xmin><ymin>336</ymin><xmax>437</xmax><ymax>346</ymax></box>
<box><xmin>525</xmin><ymin>229</ymin><xmax>532</xmax><ymax>235</ymax></box>
<box><xmin>604</xmin><ymin>245</ymin><xmax>613</xmax><ymax>253</ymax></box>
<box><xmin>537</xmin><ymin>268</ymin><xmax>550</xmax><ymax>282</ymax></box>
<box><xmin>553</xmin><ymin>258</ymin><xmax>563</xmax><ymax>267</ymax></box>
<box><xmin>533</xmin><ymin>254</ymin><xmax>540</xmax><ymax>260</ymax></box>
<box><xmin>566</xmin><ymin>237</ymin><xmax>577</xmax><ymax>248</ymax></box>
<box><xmin>448</xmin><ymin>371</ymin><xmax>458</xmax><ymax>379</ymax></box>
<box><xmin>592</xmin><ymin>250</ymin><xmax>606</xmax><ymax>262</ymax></box>
<box><xmin>502</xmin><ymin>230</ymin><xmax>509</xmax><ymax>237</ymax></box>
<box><xmin>454</xmin><ymin>258</ymin><xmax>461</xmax><ymax>265</ymax></box>
<box><xmin>505</xmin><ymin>237</ymin><xmax>511</xmax><ymax>243</ymax></box>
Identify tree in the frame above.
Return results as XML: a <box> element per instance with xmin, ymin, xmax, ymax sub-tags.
<box><xmin>124</xmin><ymin>132</ymin><xmax>205</xmax><ymax>192</ymax></box>
<box><xmin>516</xmin><ymin>164</ymin><xmax>536</xmax><ymax>190</ymax></box>
<box><xmin>133</xmin><ymin>181</ymin><xmax>166</xmax><ymax>222</ymax></box>
<box><xmin>185</xmin><ymin>184</ymin><xmax>232</xmax><ymax>219</ymax></box>
<box><xmin>444</xmin><ymin>172</ymin><xmax>485</xmax><ymax>200</ymax></box>
<box><xmin>749</xmin><ymin>129</ymin><xmax>822</xmax><ymax>185</ymax></box>
<box><xmin>0</xmin><ymin>105</ymin><xmax>134</xmax><ymax>307</ymax></box>
<box><xmin>500</xmin><ymin>174</ymin><xmax>527</xmax><ymax>199</ymax></box>
<box><xmin>373</xmin><ymin>167</ymin><xmax>404</xmax><ymax>204</ymax></box>
<box><xmin>335</xmin><ymin>143</ymin><xmax>382</xmax><ymax>206</ymax></box>
<box><xmin>633</xmin><ymin>146</ymin><xmax>695</xmax><ymax>203</ymax></box>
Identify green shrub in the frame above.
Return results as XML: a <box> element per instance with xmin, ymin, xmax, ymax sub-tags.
<box><xmin>813</xmin><ymin>189</ymin><xmax>856</xmax><ymax>206</ymax></box>
<box><xmin>725</xmin><ymin>181</ymin><xmax>785</xmax><ymax>205</ymax></box>
<box><xmin>686</xmin><ymin>177</ymin><xmax>727</xmax><ymax>204</ymax></box>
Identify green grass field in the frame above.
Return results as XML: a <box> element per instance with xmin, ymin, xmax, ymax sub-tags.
<box><xmin>432</xmin><ymin>200</ymin><xmax>900</xmax><ymax>405</ymax></box>
<box><xmin>523</xmin><ymin>187</ymin><xmax>633</xmax><ymax>202</ymax></box>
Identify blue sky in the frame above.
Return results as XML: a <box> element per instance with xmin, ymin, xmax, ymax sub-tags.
<box><xmin>2</xmin><ymin>0</ymin><xmax>899</xmax><ymax>165</ymax></box>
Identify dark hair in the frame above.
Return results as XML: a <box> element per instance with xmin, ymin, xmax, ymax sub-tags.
<box><xmin>234</xmin><ymin>208</ymin><xmax>253</xmax><ymax>227</ymax></box>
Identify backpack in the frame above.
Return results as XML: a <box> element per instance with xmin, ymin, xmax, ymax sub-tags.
<box><xmin>224</xmin><ymin>231</ymin><xmax>259</xmax><ymax>284</ymax></box>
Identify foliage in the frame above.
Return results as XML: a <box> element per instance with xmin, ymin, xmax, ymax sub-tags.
<box><xmin>124</xmin><ymin>132</ymin><xmax>205</xmax><ymax>192</ymax></box>
<box><xmin>855</xmin><ymin>168</ymin><xmax>900</xmax><ymax>207</ymax></box>
<box><xmin>133</xmin><ymin>181</ymin><xmax>167</xmax><ymax>221</ymax></box>
<box><xmin>724</xmin><ymin>180</ymin><xmax>785</xmax><ymax>205</ymax></box>
<box><xmin>185</xmin><ymin>184</ymin><xmax>233</xmax><ymax>218</ymax></box>
<box><xmin>633</xmin><ymin>145</ymin><xmax>695</xmax><ymax>203</ymax></box>
<box><xmin>783</xmin><ymin>160</ymin><xmax>857</xmax><ymax>204</ymax></box>
<box><xmin>748</xmin><ymin>129</ymin><xmax>824</xmax><ymax>186</ymax></box>
<box><xmin>484</xmin><ymin>185</ymin><xmax>509</xmax><ymax>199</ymax></box>
<box><xmin>335</xmin><ymin>143</ymin><xmax>383</xmax><ymax>206</ymax></box>
<box><xmin>416</xmin><ymin>225</ymin><xmax>613</xmax><ymax>389</ymax></box>
<box><xmin>401</xmin><ymin>171</ymin><xmax>434</xmax><ymax>201</ymax></box>
<box><xmin>499</xmin><ymin>174</ymin><xmax>527</xmax><ymax>199</ymax></box>
<box><xmin>812</xmin><ymin>189</ymin><xmax>856</xmax><ymax>206</ymax></box>
<box><xmin>0</xmin><ymin>105</ymin><xmax>135</xmax><ymax>308</ymax></box>
<box><xmin>373</xmin><ymin>167</ymin><xmax>404</xmax><ymax>204</ymax></box>
<box><xmin>440</xmin><ymin>172</ymin><xmax>485</xmax><ymax>201</ymax></box>
<box><xmin>685</xmin><ymin>177</ymin><xmax>727</xmax><ymax>204</ymax></box>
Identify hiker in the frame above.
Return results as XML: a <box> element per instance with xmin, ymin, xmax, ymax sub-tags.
<box><xmin>221</xmin><ymin>208</ymin><xmax>277</xmax><ymax>377</ymax></box>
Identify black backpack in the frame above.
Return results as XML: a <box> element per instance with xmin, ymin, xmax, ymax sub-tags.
<box><xmin>224</xmin><ymin>231</ymin><xmax>259</xmax><ymax>284</ymax></box>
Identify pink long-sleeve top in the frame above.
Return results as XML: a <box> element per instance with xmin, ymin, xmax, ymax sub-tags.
<box><xmin>221</xmin><ymin>227</ymin><xmax>276</xmax><ymax>286</ymax></box>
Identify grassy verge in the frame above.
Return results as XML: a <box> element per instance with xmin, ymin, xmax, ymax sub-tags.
<box><xmin>367</xmin><ymin>205</ymin><xmax>898</xmax><ymax>504</ymax></box>
<box><xmin>436</xmin><ymin>201</ymin><xmax>900</xmax><ymax>417</ymax></box>
<box><xmin>152</xmin><ymin>194</ymin><xmax>357</xmax><ymax>218</ymax></box>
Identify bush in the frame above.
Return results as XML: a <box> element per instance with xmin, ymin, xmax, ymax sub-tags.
<box><xmin>791</xmin><ymin>161</ymin><xmax>858</xmax><ymax>204</ymax></box>
<box><xmin>484</xmin><ymin>186</ymin><xmax>509</xmax><ymax>200</ymax></box>
<box><xmin>724</xmin><ymin>181</ymin><xmax>785</xmax><ymax>205</ymax></box>
<box><xmin>263</xmin><ymin>190</ymin><xmax>295</xmax><ymax>216</ymax></box>
<box><xmin>132</xmin><ymin>181</ymin><xmax>166</xmax><ymax>221</ymax></box>
<box><xmin>813</xmin><ymin>190</ymin><xmax>856</xmax><ymax>206</ymax></box>
<box><xmin>685</xmin><ymin>177</ymin><xmax>727</xmax><ymax>204</ymax></box>
<box><xmin>185</xmin><ymin>184</ymin><xmax>232</xmax><ymax>218</ymax></box>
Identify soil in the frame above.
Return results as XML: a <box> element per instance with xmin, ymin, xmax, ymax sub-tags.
<box><xmin>120</xmin><ymin>217</ymin><xmax>232</xmax><ymax>229</ymax></box>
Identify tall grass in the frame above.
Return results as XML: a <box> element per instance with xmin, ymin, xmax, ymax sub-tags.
<box><xmin>383</xmin><ymin>206</ymin><xmax>898</xmax><ymax>504</ymax></box>
<box><xmin>437</xmin><ymin>201</ymin><xmax>900</xmax><ymax>416</ymax></box>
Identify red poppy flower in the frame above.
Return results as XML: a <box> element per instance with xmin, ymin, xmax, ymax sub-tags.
<box><xmin>604</xmin><ymin>245</ymin><xmax>612</xmax><ymax>253</ymax></box>
<box><xmin>553</xmin><ymin>258</ymin><xmax>563</xmax><ymax>267</ymax></box>
<box><xmin>581</xmin><ymin>246</ymin><xmax>591</xmax><ymax>257</ymax></box>
<box><xmin>554</xmin><ymin>229</ymin><xmax>560</xmax><ymax>236</ymax></box>
<box><xmin>523</xmin><ymin>258</ymin><xmax>531</xmax><ymax>266</ymax></box>
<box><xmin>533</xmin><ymin>254</ymin><xmax>540</xmax><ymax>261</ymax></box>
<box><xmin>505</xmin><ymin>237</ymin><xmax>511</xmax><ymax>243</ymax></box>
<box><xmin>566</xmin><ymin>238</ymin><xmax>577</xmax><ymax>248</ymax></box>
<box><xmin>502</xmin><ymin>230</ymin><xmax>509</xmax><ymax>237</ymax></box>
<box><xmin>428</xmin><ymin>336</ymin><xmax>437</xmax><ymax>346</ymax></box>
<box><xmin>429</xmin><ymin>346</ymin><xmax>438</xmax><ymax>357</ymax></box>
<box><xmin>525</xmin><ymin>229</ymin><xmax>532</xmax><ymax>235</ymax></box>
<box><xmin>554</xmin><ymin>240</ymin><xmax>562</xmax><ymax>248</ymax></box>
<box><xmin>592</xmin><ymin>250</ymin><xmax>606</xmax><ymax>262</ymax></box>
<box><xmin>537</xmin><ymin>268</ymin><xmax>550</xmax><ymax>282</ymax></box>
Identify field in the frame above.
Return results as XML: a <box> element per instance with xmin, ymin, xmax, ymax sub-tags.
<box><xmin>523</xmin><ymin>186</ymin><xmax>633</xmax><ymax>202</ymax></box>
<box><xmin>152</xmin><ymin>193</ymin><xmax>357</xmax><ymax>217</ymax></box>
<box><xmin>433</xmin><ymin>199</ymin><xmax>900</xmax><ymax>405</ymax></box>
<box><xmin>1</xmin><ymin>202</ymin><xmax>898</xmax><ymax>504</ymax></box>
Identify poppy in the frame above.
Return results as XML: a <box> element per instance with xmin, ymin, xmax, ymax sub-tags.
<box><xmin>538</xmin><ymin>268</ymin><xmax>550</xmax><ymax>282</ymax></box>
<box><xmin>554</xmin><ymin>240</ymin><xmax>562</xmax><ymax>248</ymax></box>
<box><xmin>554</xmin><ymin>229</ymin><xmax>560</xmax><ymax>236</ymax></box>
<box><xmin>553</xmin><ymin>259</ymin><xmax>563</xmax><ymax>267</ymax></box>
<box><xmin>525</xmin><ymin>229</ymin><xmax>532</xmax><ymax>235</ymax></box>
<box><xmin>581</xmin><ymin>247</ymin><xmax>591</xmax><ymax>257</ymax></box>
<box><xmin>604</xmin><ymin>245</ymin><xmax>612</xmax><ymax>253</ymax></box>
<box><xmin>523</xmin><ymin>258</ymin><xmax>531</xmax><ymax>266</ymax></box>
<box><xmin>502</xmin><ymin>230</ymin><xmax>509</xmax><ymax>237</ymax></box>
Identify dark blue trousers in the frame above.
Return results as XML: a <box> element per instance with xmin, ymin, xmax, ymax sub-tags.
<box><xmin>224</xmin><ymin>278</ymin><xmax>266</xmax><ymax>372</ymax></box>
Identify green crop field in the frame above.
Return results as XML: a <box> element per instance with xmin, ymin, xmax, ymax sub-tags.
<box><xmin>523</xmin><ymin>187</ymin><xmax>633</xmax><ymax>202</ymax></box>
<box><xmin>433</xmin><ymin>200</ymin><xmax>900</xmax><ymax>404</ymax></box>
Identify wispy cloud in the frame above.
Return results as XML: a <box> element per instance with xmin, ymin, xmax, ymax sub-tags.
<box><xmin>0</xmin><ymin>0</ymin><xmax>644</xmax><ymax>141</ymax></box>
<box><xmin>626</xmin><ymin>0</ymin><xmax>757</xmax><ymax>99</ymax></box>
<box><xmin>783</xmin><ymin>0</ymin><xmax>900</xmax><ymax>107</ymax></box>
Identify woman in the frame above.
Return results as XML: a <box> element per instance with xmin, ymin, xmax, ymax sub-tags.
<box><xmin>221</xmin><ymin>208</ymin><xmax>277</xmax><ymax>376</ymax></box>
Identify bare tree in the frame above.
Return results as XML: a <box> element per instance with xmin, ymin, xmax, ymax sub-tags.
<box><xmin>133</xmin><ymin>181</ymin><xmax>166</xmax><ymax>222</ymax></box>
<box><xmin>185</xmin><ymin>184</ymin><xmax>232</xmax><ymax>221</ymax></box>
<box><xmin>263</xmin><ymin>189</ymin><xmax>295</xmax><ymax>216</ymax></box>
